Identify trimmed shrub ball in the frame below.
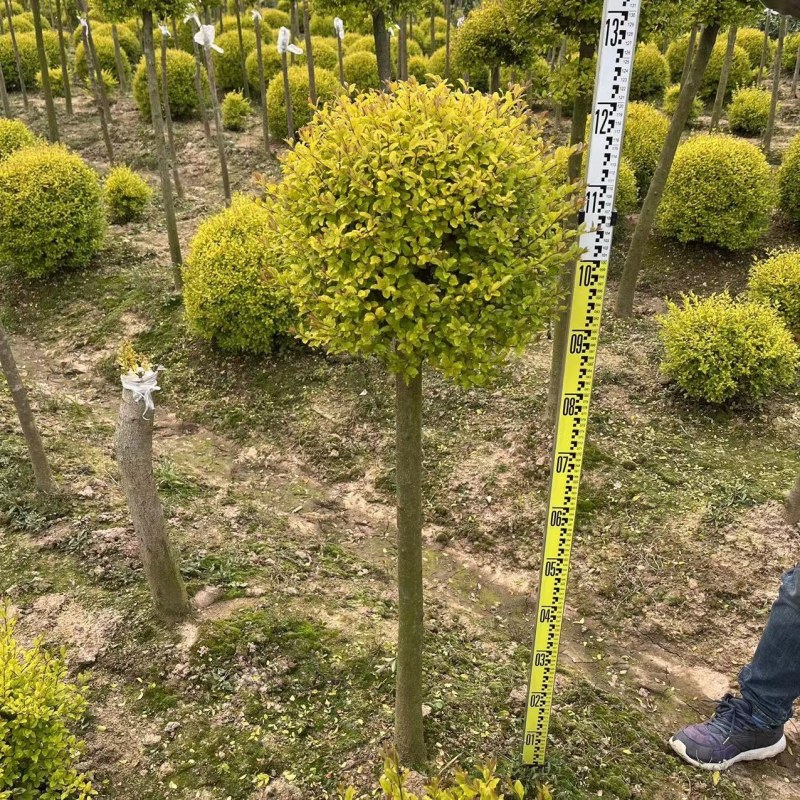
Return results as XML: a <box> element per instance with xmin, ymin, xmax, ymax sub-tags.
<box><xmin>782</xmin><ymin>31</ymin><xmax>800</xmax><ymax>71</ymax></box>
<box><xmin>306</xmin><ymin>37</ymin><xmax>338</xmax><ymax>71</ymax></box>
<box><xmin>182</xmin><ymin>194</ymin><xmax>294</xmax><ymax>354</ymax></box>
<box><xmin>343</xmin><ymin>50</ymin><xmax>380</xmax><ymax>89</ymax></box>
<box><xmin>663</xmin><ymin>83</ymin><xmax>702</xmax><ymax>122</ymax></box>
<box><xmin>84</xmin><ymin>21</ymin><xmax>141</xmax><ymax>63</ymax></box>
<box><xmin>246</xmin><ymin>46</ymin><xmax>282</xmax><ymax>92</ymax></box>
<box><xmin>0</xmin><ymin>31</ymin><xmax>39</xmax><ymax>90</ymax></box>
<box><xmin>104</xmin><ymin>165</ymin><xmax>152</xmax><ymax>224</ymax></box>
<box><xmin>261</xmin><ymin>8</ymin><xmax>291</xmax><ymax>28</ymax></box>
<box><xmin>778</xmin><ymin>132</ymin><xmax>800</xmax><ymax>223</ymax></box>
<box><xmin>309</xmin><ymin>14</ymin><xmax>336</xmax><ymax>36</ymax></box>
<box><xmin>659</xmin><ymin>293</ymin><xmax>798</xmax><ymax>404</ymax></box>
<box><xmin>427</xmin><ymin>45</ymin><xmax>446</xmax><ymax>78</ymax></box>
<box><xmin>727</xmin><ymin>87</ymin><xmax>771</xmax><ymax>136</ymax></box>
<box><xmin>212</xmin><ymin>29</ymin><xmax>257</xmax><ymax>91</ymax></box>
<box><xmin>266</xmin><ymin>64</ymin><xmax>340</xmax><ymax>140</ymax></box>
<box><xmin>749</xmin><ymin>250</ymin><xmax>800</xmax><ymax>335</ymax></box>
<box><xmin>0</xmin><ymin>144</ymin><xmax>105</xmax><ymax>278</ymax></box>
<box><xmin>221</xmin><ymin>90</ymin><xmax>252</xmax><ymax>130</ymax></box>
<box><xmin>0</xmin><ymin>118</ymin><xmax>36</xmax><ymax>162</ymax></box>
<box><xmin>615</xmin><ymin>157</ymin><xmax>639</xmax><ymax>216</ymax></box>
<box><xmin>621</xmin><ymin>102</ymin><xmax>669</xmax><ymax>197</ymax></box>
<box><xmin>407</xmin><ymin>55</ymin><xmax>429</xmax><ymax>84</ymax></box>
<box><xmin>737</xmin><ymin>27</ymin><xmax>773</xmax><ymax>69</ymax></box>
<box><xmin>658</xmin><ymin>134</ymin><xmax>774</xmax><ymax>251</ymax></box>
<box><xmin>133</xmin><ymin>49</ymin><xmax>209</xmax><ymax>120</ymax></box>
<box><xmin>665</xmin><ymin>33</ymin><xmax>691</xmax><ymax>83</ymax></box>
<box><xmin>75</xmin><ymin>35</ymin><xmax>132</xmax><ymax>84</ymax></box>
<box><xmin>699</xmin><ymin>41</ymin><xmax>751</xmax><ymax>102</ymax></box>
<box><xmin>630</xmin><ymin>41</ymin><xmax>669</xmax><ymax>102</ymax></box>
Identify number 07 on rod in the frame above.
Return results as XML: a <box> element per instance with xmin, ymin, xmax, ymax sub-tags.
<box><xmin>522</xmin><ymin>0</ymin><xmax>643</xmax><ymax>767</ymax></box>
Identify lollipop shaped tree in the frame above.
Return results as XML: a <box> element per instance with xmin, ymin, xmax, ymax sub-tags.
<box><xmin>277</xmin><ymin>80</ymin><xmax>580</xmax><ymax>766</ymax></box>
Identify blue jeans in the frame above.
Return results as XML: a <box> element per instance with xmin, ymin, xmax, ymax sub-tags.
<box><xmin>739</xmin><ymin>565</ymin><xmax>800</xmax><ymax>727</ymax></box>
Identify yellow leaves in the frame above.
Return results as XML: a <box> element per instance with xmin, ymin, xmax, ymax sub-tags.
<box><xmin>711</xmin><ymin>771</ymin><xmax>721</xmax><ymax>787</ymax></box>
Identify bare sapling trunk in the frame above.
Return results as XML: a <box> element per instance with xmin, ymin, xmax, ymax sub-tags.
<box><xmin>680</xmin><ymin>24</ymin><xmax>698</xmax><ymax>89</ymax></box>
<box><xmin>4</xmin><ymin>0</ymin><xmax>28</xmax><ymax>109</ymax></box>
<box><xmin>233</xmin><ymin>0</ymin><xmax>250</xmax><ymax>98</ymax></box>
<box><xmin>615</xmin><ymin>24</ymin><xmax>720</xmax><ymax>318</ymax></box>
<box><xmin>336</xmin><ymin>30</ymin><xmax>344</xmax><ymax>85</ymax></box>
<box><xmin>80</xmin><ymin>6</ymin><xmax>115</xmax><ymax>136</ymax></box>
<box><xmin>545</xmin><ymin>38</ymin><xmax>595</xmax><ymax>427</ymax></box>
<box><xmin>280</xmin><ymin>48</ymin><xmax>295</xmax><ymax>140</ymax></box>
<box><xmin>160</xmin><ymin>27</ymin><xmax>184</xmax><ymax>199</ymax></box>
<box><xmin>398</xmin><ymin>16</ymin><xmax>408</xmax><ymax>80</ymax></box>
<box><xmin>114</xmin><ymin>376</ymin><xmax>190</xmax><ymax>623</ymax></box>
<box><xmin>372</xmin><ymin>9</ymin><xmax>391</xmax><ymax>85</ymax></box>
<box><xmin>30</xmin><ymin>0</ymin><xmax>58</xmax><ymax>142</ymax></box>
<box><xmin>444</xmin><ymin>0</ymin><xmax>450</xmax><ymax>80</ymax></box>
<box><xmin>429</xmin><ymin>6</ymin><xmax>434</xmax><ymax>53</ymax></box>
<box><xmin>786</xmin><ymin>474</ymin><xmax>800</xmax><ymax>524</ymax></box>
<box><xmin>0</xmin><ymin>61</ymin><xmax>10</xmax><ymax>117</ymax></box>
<box><xmin>187</xmin><ymin>16</ymin><xmax>211</xmax><ymax>143</ymax></box>
<box><xmin>53</xmin><ymin>0</ymin><xmax>72</xmax><ymax>114</ymax></box>
<box><xmin>0</xmin><ymin>321</ymin><xmax>56</xmax><ymax>494</ymax></box>
<box><xmin>758</xmin><ymin>11</ymin><xmax>772</xmax><ymax>83</ymax></box>
<box><xmin>301</xmin><ymin>0</ymin><xmax>316</xmax><ymax>103</ymax></box>
<box><xmin>394</xmin><ymin>369</ymin><xmax>427</xmax><ymax>768</ymax></box>
<box><xmin>111</xmin><ymin>23</ymin><xmax>129</xmax><ymax>92</ymax></box>
<box><xmin>200</xmin><ymin>36</ymin><xmax>231</xmax><ymax>202</ymax></box>
<box><xmin>792</xmin><ymin>44</ymin><xmax>800</xmax><ymax>97</ymax></box>
<box><xmin>710</xmin><ymin>25</ymin><xmax>736</xmax><ymax>129</ymax></box>
<box><xmin>490</xmin><ymin>62</ymin><xmax>500</xmax><ymax>93</ymax></box>
<box><xmin>80</xmin><ymin>19</ymin><xmax>115</xmax><ymax>162</ymax></box>
<box><xmin>764</xmin><ymin>15</ymin><xmax>786</xmax><ymax>154</ymax></box>
<box><xmin>552</xmin><ymin>36</ymin><xmax>567</xmax><ymax>126</ymax></box>
<box><xmin>142</xmin><ymin>11</ymin><xmax>183</xmax><ymax>285</ymax></box>
<box><xmin>290</xmin><ymin>0</ymin><xmax>299</xmax><ymax>65</ymax></box>
<box><xmin>253</xmin><ymin>14</ymin><xmax>271</xmax><ymax>155</ymax></box>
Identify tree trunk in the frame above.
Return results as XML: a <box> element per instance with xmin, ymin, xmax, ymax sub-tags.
<box><xmin>545</xmin><ymin>39</ymin><xmax>595</xmax><ymax>427</ymax></box>
<box><xmin>710</xmin><ymin>25</ymin><xmax>737</xmax><ymax>129</ymax></box>
<box><xmin>160</xmin><ymin>31</ymin><xmax>183</xmax><ymax>199</ymax></box>
<box><xmin>758</xmin><ymin>11</ymin><xmax>771</xmax><ymax>84</ymax></box>
<box><xmin>792</xmin><ymin>45</ymin><xmax>800</xmax><ymax>98</ymax></box>
<box><xmin>398</xmin><ymin>16</ymin><xmax>408</xmax><ymax>81</ymax></box>
<box><xmin>81</xmin><ymin>6</ymin><xmax>114</xmax><ymax>136</ymax></box>
<box><xmin>53</xmin><ymin>0</ymin><xmax>72</xmax><ymax>115</ymax></box>
<box><xmin>429</xmin><ymin>7</ymin><xmax>434</xmax><ymax>53</ymax></box>
<box><xmin>201</xmin><ymin>39</ymin><xmax>231</xmax><ymax>202</ymax></box>
<box><xmin>80</xmin><ymin>20</ymin><xmax>115</xmax><ymax>162</ymax></box>
<box><xmin>490</xmin><ymin>63</ymin><xmax>500</xmax><ymax>93</ymax></box>
<box><xmin>142</xmin><ymin>11</ymin><xmax>183</xmax><ymax>285</ymax></box>
<box><xmin>0</xmin><ymin>321</ymin><xmax>56</xmax><ymax>494</ymax></box>
<box><xmin>301</xmin><ymin>0</ymin><xmax>316</xmax><ymax>103</ymax></box>
<box><xmin>764</xmin><ymin>15</ymin><xmax>786</xmax><ymax>154</ymax></box>
<box><xmin>233</xmin><ymin>0</ymin><xmax>250</xmax><ymax>98</ymax></box>
<box><xmin>786</xmin><ymin>474</ymin><xmax>800</xmax><ymax>524</ymax></box>
<box><xmin>0</xmin><ymin>61</ymin><xmax>10</xmax><ymax>117</ymax></box>
<box><xmin>615</xmin><ymin>23</ymin><xmax>719</xmax><ymax>318</ymax></box>
<box><xmin>372</xmin><ymin>9</ymin><xmax>391</xmax><ymax>85</ymax></box>
<box><xmin>30</xmin><ymin>0</ymin><xmax>58</xmax><ymax>141</ymax></box>
<box><xmin>111</xmin><ymin>23</ymin><xmax>128</xmax><ymax>92</ymax></box>
<box><xmin>336</xmin><ymin>33</ymin><xmax>344</xmax><ymax>85</ymax></box>
<box><xmin>279</xmin><ymin>49</ymin><xmax>295</xmax><ymax>141</ymax></box>
<box><xmin>191</xmin><ymin>35</ymin><xmax>211</xmax><ymax>143</ymax></box>
<box><xmin>115</xmin><ymin>383</ymin><xmax>190</xmax><ymax>623</ymax></box>
<box><xmin>679</xmin><ymin>24</ymin><xmax>698</xmax><ymax>89</ymax></box>
<box><xmin>254</xmin><ymin>15</ymin><xmax>271</xmax><ymax>155</ymax></box>
<box><xmin>290</xmin><ymin>0</ymin><xmax>299</xmax><ymax>65</ymax></box>
<box><xmin>552</xmin><ymin>36</ymin><xmax>567</xmax><ymax>126</ymax></box>
<box><xmin>4</xmin><ymin>0</ymin><xmax>28</xmax><ymax>108</ymax></box>
<box><xmin>444</xmin><ymin>0</ymin><xmax>450</xmax><ymax>80</ymax></box>
<box><xmin>394</xmin><ymin>369</ymin><xmax>427</xmax><ymax>768</ymax></box>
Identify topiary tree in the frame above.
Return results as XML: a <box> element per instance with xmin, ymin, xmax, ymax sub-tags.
<box><xmin>212</xmin><ymin>27</ymin><xmax>255</xmax><ymax>89</ymax></box>
<box><xmin>0</xmin><ymin>117</ymin><xmax>36</xmax><ymax>160</ymax></box>
<box><xmin>277</xmin><ymin>81</ymin><xmax>580</xmax><ymax>767</ymax></box>
<box><xmin>663</xmin><ymin>83</ymin><xmax>702</xmax><ymax>121</ymax></box>
<box><xmin>622</xmin><ymin>103</ymin><xmax>669</xmax><ymax>197</ymax></box>
<box><xmin>75</xmin><ymin>33</ymin><xmax>131</xmax><ymax>82</ymax></box>
<box><xmin>630</xmin><ymin>41</ymin><xmax>669</xmax><ymax>102</ymax></box>
<box><xmin>0</xmin><ymin>144</ymin><xmax>105</xmax><ymax>278</ymax></box>
<box><xmin>266</xmin><ymin>62</ymin><xmax>339</xmax><ymax>139</ymax></box>
<box><xmin>657</xmin><ymin>134</ymin><xmax>773</xmax><ymax>250</ymax></box>
<box><xmin>221</xmin><ymin>87</ymin><xmax>251</xmax><ymax>128</ymax></box>
<box><xmin>778</xmin><ymin>131</ymin><xmax>800</xmax><ymax>223</ymax></box>
<box><xmin>182</xmin><ymin>195</ymin><xmax>295</xmax><ymax>353</ymax></box>
<box><xmin>342</xmin><ymin>48</ymin><xmax>379</xmax><ymax>86</ymax></box>
<box><xmin>748</xmin><ymin>249</ymin><xmax>800</xmax><ymax>334</ymax></box>
<box><xmin>104</xmin><ymin>164</ymin><xmax>153</xmax><ymax>222</ymax></box>
<box><xmin>132</xmin><ymin>47</ymin><xmax>208</xmax><ymax>118</ymax></box>
<box><xmin>727</xmin><ymin>86</ymin><xmax>771</xmax><ymax>134</ymax></box>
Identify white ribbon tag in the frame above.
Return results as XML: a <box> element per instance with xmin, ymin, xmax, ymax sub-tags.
<box><xmin>78</xmin><ymin>16</ymin><xmax>88</xmax><ymax>31</ymax></box>
<box><xmin>195</xmin><ymin>24</ymin><xmax>223</xmax><ymax>53</ymax></box>
<box><xmin>159</xmin><ymin>24</ymin><xmax>171</xmax><ymax>38</ymax></box>
<box><xmin>251</xmin><ymin>8</ymin><xmax>261</xmax><ymax>22</ymax></box>
<box><xmin>333</xmin><ymin>17</ymin><xmax>344</xmax><ymax>40</ymax></box>
<box><xmin>388</xmin><ymin>24</ymin><xmax>397</xmax><ymax>36</ymax></box>
<box><xmin>277</xmin><ymin>26</ymin><xmax>303</xmax><ymax>54</ymax></box>
<box><xmin>456</xmin><ymin>15</ymin><xmax>465</xmax><ymax>27</ymax></box>
<box><xmin>121</xmin><ymin>368</ymin><xmax>163</xmax><ymax>418</ymax></box>
<box><xmin>184</xmin><ymin>11</ymin><xmax>201</xmax><ymax>29</ymax></box>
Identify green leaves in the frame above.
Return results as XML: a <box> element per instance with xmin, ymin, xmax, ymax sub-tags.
<box><xmin>104</xmin><ymin>165</ymin><xmax>153</xmax><ymax>224</ymax></box>
<box><xmin>778</xmin><ymin>132</ymin><xmax>800</xmax><ymax>223</ymax></box>
<box><xmin>748</xmin><ymin>249</ymin><xmax>800</xmax><ymax>335</ymax></box>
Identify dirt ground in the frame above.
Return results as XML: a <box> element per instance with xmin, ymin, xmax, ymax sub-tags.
<box><xmin>1</xmin><ymin>71</ymin><xmax>800</xmax><ymax>800</ymax></box>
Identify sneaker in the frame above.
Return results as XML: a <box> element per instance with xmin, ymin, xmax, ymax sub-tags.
<box><xmin>669</xmin><ymin>694</ymin><xmax>787</xmax><ymax>771</ymax></box>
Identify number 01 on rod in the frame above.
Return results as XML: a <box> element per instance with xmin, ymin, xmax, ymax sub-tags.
<box><xmin>522</xmin><ymin>0</ymin><xmax>643</xmax><ymax>767</ymax></box>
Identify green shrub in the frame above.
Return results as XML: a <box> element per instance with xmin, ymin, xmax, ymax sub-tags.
<box><xmin>261</xmin><ymin>8</ymin><xmax>290</xmax><ymax>28</ymax></box>
<box><xmin>782</xmin><ymin>31</ymin><xmax>800</xmax><ymax>71</ymax></box>
<box><xmin>104</xmin><ymin>165</ymin><xmax>152</xmax><ymax>223</ymax></box>
<box><xmin>246</xmin><ymin>45</ymin><xmax>282</xmax><ymax>91</ymax></box>
<box><xmin>663</xmin><ymin>83</ymin><xmax>702</xmax><ymax>122</ymax></box>
<box><xmin>0</xmin><ymin>31</ymin><xmax>39</xmax><ymax>90</ymax></box>
<box><xmin>622</xmin><ymin>102</ymin><xmax>668</xmax><ymax>197</ymax></box>
<box><xmin>748</xmin><ymin>250</ymin><xmax>800</xmax><ymax>334</ymax></box>
<box><xmin>345</xmin><ymin>33</ymin><xmax>374</xmax><ymax>54</ymax></box>
<box><xmin>658</xmin><ymin>293</ymin><xmax>798</xmax><ymax>404</ymax></box>
<box><xmin>727</xmin><ymin>87</ymin><xmax>771</xmax><ymax>135</ymax></box>
<box><xmin>307</xmin><ymin>36</ymin><xmax>338</xmax><ymax>71</ymax></box>
<box><xmin>737</xmin><ymin>27</ymin><xmax>772</xmax><ymax>69</ymax></box>
<box><xmin>778</xmin><ymin>132</ymin><xmax>800</xmax><ymax>223</ymax></box>
<box><xmin>700</xmin><ymin>41</ymin><xmax>751</xmax><ymax>101</ymax></box>
<box><xmin>86</xmin><ymin>21</ymin><xmax>141</xmax><ymax>63</ymax></box>
<box><xmin>630</xmin><ymin>41</ymin><xmax>669</xmax><ymax>102</ymax></box>
<box><xmin>8</xmin><ymin>14</ymin><xmax>34</xmax><ymax>32</ymax></box>
<box><xmin>221</xmin><ymin>89</ymin><xmax>252</xmax><ymax>129</ymax></box>
<box><xmin>182</xmin><ymin>194</ymin><xmax>294</xmax><ymax>353</ymax></box>
<box><xmin>133</xmin><ymin>48</ymin><xmax>209</xmax><ymax>120</ymax></box>
<box><xmin>309</xmin><ymin>14</ymin><xmax>336</xmax><ymax>36</ymax></box>
<box><xmin>0</xmin><ymin>614</ymin><xmax>95</xmax><ymax>800</ymax></box>
<box><xmin>665</xmin><ymin>33</ymin><xmax>691</xmax><ymax>83</ymax></box>
<box><xmin>212</xmin><ymin>29</ymin><xmax>257</xmax><ymax>91</ymax></box>
<box><xmin>407</xmin><ymin>54</ymin><xmax>429</xmax><ymax>83</ymax></box>
<box><xmin>615</xmin><ymin>157</ymin><xmax>639</xmax><ymax>216</ymax></box>
<box><xmin>0</xmin><ymin>118</ymin><xmax>36</xmax><ymax>162</ymax></box>
<box><xmin>37</xmin><ymin>66</ymin><xmax>67</xmax><ymax>96</ymax></box>
<box><xmin>524</xmin><ymin>55</ymin><xmax>550</xmax><ymax>106</ymax></box>
<box><xmin>427</xmin><ymin>45</ymin><xmax>446</xmax><ymax>78</ymax></box>
<box><xmin>267</xmin><ymin>64</ymin><xmax>340</xmax><ymax>139</ymax></box>
<box><xmin>0</xmin><ymin>144</ymin><xmax>105</xmax><ymax>278</ymax></box>
<box><xmin>658</xmin><ymin>134</ymin><xmax>773</xmax><ymax>250</ymax></box>
<box><xmin>75</xmin><ymin>35</ymin><xmax>131</xmax><ymax>84</ymax></box>
<box><xmin>343</xmin><ymin>50</ymin><xmax>380</xmax><ymax>88</ymax></box>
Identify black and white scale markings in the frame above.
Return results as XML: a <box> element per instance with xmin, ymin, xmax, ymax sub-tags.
<box><xmin>522</xmin><ymin>0</ymin><xmax>643</xmax><ymax>767</ymax></box>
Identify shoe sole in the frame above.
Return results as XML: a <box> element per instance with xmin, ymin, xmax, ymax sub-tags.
<box><xmin>669</xmin><ymin>734</ymin><xmax>787</xmax><ymax>771</ymax></box>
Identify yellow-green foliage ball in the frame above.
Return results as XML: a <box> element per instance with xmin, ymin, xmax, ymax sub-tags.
<box><xmin>75</xmin><ymin>35</ymin><xmax>131</xmax><ymax>84</ymax></box>
<box><xmin>526</xmin><ymin>55</ymin><xmax>550</xmax><ymax>106</ymax></box>
<box><xmin>37</xmin><ymin>66</ymin><xmax>66</xmax><ymax>96</ymax></box>
<box><xmin>727</xmin><ymin>87</ymin><xmax>771</xmax><ymax>136</ymax></box>
<box><xmin>215</xmin><ymin>13</ymin><xmax>258</xmax><ymax>35</ymax></box>
<box><xmin>346</xmin><ymin>34</ymin><xmax>373</xmax><ymax>54</ymax></box>
<box><xmin>737</xmin><ymin>27</ymin><xmax>772</xmax><ymax>69</ymax></box>
<box><xmin>0</xmin><ymin>613</ymin><xmax>95</xmax><ymax>800</ymax></box>
<box><xmin>665</xmin><ymin>33</ymin><xmax>691</xmax><ymax>83</ymax></box>
<box><xmin>221</xmin><ymin>89</ymin><xmax>252</xmax><ymax>130</ymax></box>
<box><xmin>0</xmin><ymin>31</ymin><xmax>39</xmax><ymax>90</ymax></box>
<box><xmin>307</xmin><ymin>37</ymin><xmax>338</xmax><ymax>71</ymax></box>
<box><xmin>81</xmin><ymin>21</ymin><xmax>141</xmax><ymax>63</ymax></box>
<box><xmin>267</xmin><ymin>64</ymin><xmax>340</xmax><ymax>139</ymax></box>
<box><xmin>659</xmin><ymin>293</ymin><xmax>798</xmax><ymax>404</ymax></box>
<box><xmin>212</xmin><ymin>29</ymin><xmax>257</xmax><ymax>91</ymax></box>
<box><xmin>749</xmin><ymin>250</ymin><xmax>800</xmax><ymax>334</ymax></box>
<box><xmin>261</xmin><ymin>8</ymin><xmax>290</xmax><ymax>28</ymax></box>
<box><xmin>427</xmin><ymin>45</ymin><xmax>446</xmax><ymax>78</ymax></box>
<box><xmin>0</xmin><ymin>118</ymin><xmax>36</xmax><ymax>162</ymax></box>
<box><xmin>309</xmin><ymin>14</ymin><xmax>336</xmax><ymax>36</ymax></box>
<box><xmin>622</xmin><ymin>102</ymin><xmax>668</xmax><ymax>197</ymax></box>
<box><xmin>700</xmin><ymin>41</ymin><xmax>751</xmax><ymax>101</ymax></box>
<box><xmin>133</xmin><ymin>49</ymin><xmax>209</xmax><ymax>120</ymax></box>
<box><xmin>182</xmin><ymin>195</ymin><xmax>294</xmax><ymax>353</ymax></box>
<box><xmin>407</xmin><ymin>55</ymin><xmax>429</xmax><ymax>84</ymax></box>
<box><xmin>0</xmin><ymin>144</ymin><xmax>105</xmax><ymax>278</ymax></box>
<box><xmin>343</xmin><ymin>50</ymin><xmax>379</xmax><ymax>89</ymax></box>
<box><xmin>246</xmin><ymin>45</ymin><xmax>282</xmax><ymax>91</ymax></box>
<box><xmin>658</xmin><ymin>134</ymin><xmax>774</xmax><ymax>251</ymax></box>
<box><xmin>277</xmin><ymin>81</ymin><xmax>580</xmax><ymax>386</ymax></box>
<box><xmin>104</xmin><ymin>165</ymin><xmax>152</xmax><ymax>224</ymax></box>
<box><xmin>778</xmin><ymin>132</ymin><xmax>800</xmax><ymax>223</ymax></box>
<box><xmin>663</xmin><ymin>83</ymin><xmax>702</xmax><ymax>122</ymax></box>
<box><xmin>630</xmin><ymin>41</ymin><xmax>669</xmax><ymax>102</ymax></box>
<box><xmin>615</xmin><ymin>157</ymin><xmax>639</xmax><ymax>216</ymax></box>
<box><xmin>783</xmin><ymin>31</ymin><xmax>800</xmax><ymax>71</ymax></box>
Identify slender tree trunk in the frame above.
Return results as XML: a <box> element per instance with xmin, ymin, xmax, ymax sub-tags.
<box><xmin>394</xmin><ymin>369</ymin><xmax>427</xmax><ymax>768</ymax></box>
<box><xmin>80</xmin><ymin>20</ymin><xmax>114</xmax><ymax>162</ymax></box>
<box><xmin>115</xmin><ymin>383</ymin><xmax>190</xmax><ymax>623</ymax></box>
<box><xmin>170</xmin><ymin>16</ymin><xmax>177</xmax><ymax>42</ymax></box>
<box><xmin>202</xmin><ymin>40</ymin><xmax>231</xmax><ymax>201</ymax></box>
<box><xmin>290</xmin><ymin>0</ymin><xmax>299</xmax><ymax>65</ymax></box>
<box><xmin>301</xmin><ymin>0</ymin><xmax>315</xmax><ymax>103</ymax></box>
<box><xmin>792</xmin><ymin>45</ymin><xmax>800</xmax><ymax>98</ymax></box>
<box><xmin>111</xmin><ymin>23</ymin><xmax>128</xmax><ymax>92</ymax></box>
<box><xmin>373</xmin><ymin>9</ymin><xmax>391</xmax><ymax>85</ymax></box>
<box><xmin>233</xmin><ymin>0</ymin><xmax>250</xmax><ymax>98</ymax></box>
<box><xmin>764</xmin><ymin>15</ymin><xmax>786</xmax><ymax>154</ymax></box>
<box><xmin>160</xmin><ymin>30</ymin><xmax>183</xmax><ymax>199</ymax></box>
<box><xmin>53</xmin><ymin>0</ymin><xmax>72</xmax><ymax>115</ymax></box>
<box><xmin>0</xmin><ymin>321</ymin><xmax>56</xmax><ymax>494</ymax></box>
<box><xmin>4</xmin><ymin>0</ymin><xmax>28</xmax><ymax>108</ymax></box>
<box><xmin>444</xmin><ymin>0</ymin><xmax>450</xmax><ymax>80</ymax></box>
<box><xmin>545</xmin><ymin>39</ymin><xmax>595</xmax><ymax>426</ymax></box>
<box><xmin>191</xmin><ymin>37</ymin><xmax>210</xmax><ymax>142</ymax></box>
<box><xmin>552</xmin><ymin>36</ymin><xmax>567</xmax><ymax>126</ymax></box>
<box><xmin>80</xmin><ymin>5</ymin><xmax>114</xmax><ymax>130</ymax></box>
<box><xmin>30</xmin><ymin>0</ymin><xmax>58</xmax><ymax>141</ymax></box>
<box><xmin>680</xmin><ymin>24</ymin><xmax>698</xmax><ymax>89</ymax></box>
<box><xmin>398</xmin><ymin>16</ymin><xmax>408</xmax><ymax>80</ymax></box>
<box><xmin>758</xmin><ymin>11</ymin><xmax>771</xmax><ymax>84</ymax></box>
<box><xmin>142</xmin><ymin>11</ymin><xmax>183</xmax><ymax>285</ymax></box>
<box><xmin>786</xmin><ymin>474</ymin><xmax>800</xmax><ymax>524</ymax></box>
<box><xmin>253</xmin><ymin>14</ymin><xmax>270</xmax><ymax>155</ymax></box>
<box><xmin>615</xmin><ymin>24</ymin><xmax>719</xmax><ymax>318</ymax></box>
<box><xmin>429</xmin><ymin>6</ymin><xmax>434</xmax><ymax>53</ymax></box>
<box><xmin>490</xmin><ymin>62</ymin><xmax>499</xmax><ymax>93</ymax></box>
<box><xmin>0</xmin><ymin>61</ymin><xmax>10</xmax><ymax>117</ymax></box>
<box><xmin>710</xmin><ymin>25</ymin><xmax>736</xmax><ymax>129</ymax></box>
<box><xmin>336</xmin><ymin>33</ymin><xmax>344</xmax><ymax>85</ymax></box>
<box><xmin>279</xmin><ymin>49</ymin><xmax>295</xmax><ymax>141</ymax></box>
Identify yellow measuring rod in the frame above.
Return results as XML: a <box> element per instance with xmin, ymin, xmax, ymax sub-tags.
<box><xmin>522</xmin><ymin>0</ymin><xmax>643</xmax><ymax>767</ymax></box>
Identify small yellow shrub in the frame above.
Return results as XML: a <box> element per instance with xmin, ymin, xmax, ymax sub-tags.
<box><xmin>662</xmin><ymin>83</ymin><xmax>702</xmax><ymax>122</ymax></box>
<box><xmin>221</xmin><ymin>90</ymin><xmax>252</xmax><ymax>130</ymax></box>
<box><xmin>104</xmin><ymin>165</ymin><xmax>153</xmax><ymax>224</ymax></box>
<box><xmin>621</xmin><ymin>102</ymin><xmax>668</xmax><ymax>197</ymax></box>
<box><xmin>630</xmin><ymin>41</ymin><xmax>669</xmax><ymax>102</ymax></box>
<box><xmin>748</xmin><ymin>249</ymin><xmax>800</xmax><ymax>334</ymax></box>
<box><xmin>727</xmin><ymin>87</ymin><xmax>771</xmax><ymax>136</ymax></box>
<box><xmin>0</xmin><ymin>118</ymin><xmax>36</xmax><ymax>162</ymax></box>
<box><xmin>266</xmin><ymin>64</ymin><xmax>340</xmax><ymax>140</ymax></box>
<box><xmin>778</xmin><ymin>132</ymin><xmax>800</xmax><ymax>223</ymax></box>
